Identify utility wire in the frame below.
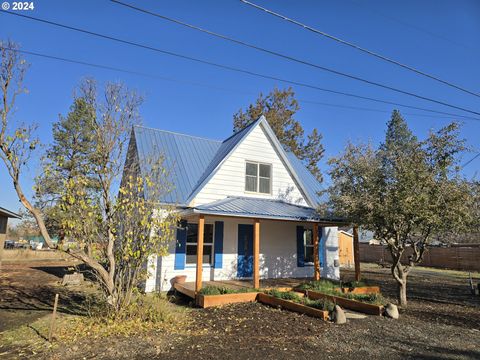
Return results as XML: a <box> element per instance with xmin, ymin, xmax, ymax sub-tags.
<box><xmin>462</xmin><ymin>153</ymin><xmax>480</xmax><ymax>168</ymax></box>
<box><xmin>99</xmin><ymin>2</ymin><xmax>480</xmax><ymax>116</ymax></box>
<box><xmin>9</xmin><ymin>45</ymin><xmax>467</xmax><ymax>120</ymax></box>
<box><xmin>2</xmin><ymin>45</ymin><xmax>479</xmax><ymax>122</ymax></box>
<box><xmin>240</xmin><ymin>0</ymin><xmax>480</xmax><ymax>99</ymax></box>
<box><xmin>348</xmin><ymin>0</ymin><xmax>474</xmax><ymax>52</ymax></box>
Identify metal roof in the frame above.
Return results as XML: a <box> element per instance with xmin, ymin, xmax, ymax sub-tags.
<box><xmin>285</xmin><ymin>151</ymin><xmax>326</xmax><ymax>206</ymax></box>
<box><xmin>133</xmin><ymin>116</ymin><xmax>327</xmax><ymax>207</ymax></box>
<box><xmin>183</xmin><ymin>196</ymin><xmax>344</xmax><ymax>223</ymax></box>
<box><xmin>0</xmin><ymin>206</ymin><xmax>21</xmax><ymax>219</ymax></box>
<box><xmin>134</xmin><ymin>126</ymin><xmax>222</xmax><ymax>204</ymax></box>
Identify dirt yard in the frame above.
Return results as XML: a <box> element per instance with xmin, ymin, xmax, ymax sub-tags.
<box><xmin>1</xmin><ymin>261</ymin><xmax>479</xmax><ymax>359</ymax></box>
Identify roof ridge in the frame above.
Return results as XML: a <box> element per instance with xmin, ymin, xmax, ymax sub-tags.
<box><xmin>134</xmin><ymin>124</ymin><xmax>222</xmax><ymax>143</ymax></box>
<box><xmin>221</xmin><ymin>117</ymin><xmax>261</xmax><ymax>143</ymax></box>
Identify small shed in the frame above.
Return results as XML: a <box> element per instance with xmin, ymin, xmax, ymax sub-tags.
<box><xmin>0</xmin><ymin>206</ymin><xmax>21</xmax><ymax>267</ymax></box>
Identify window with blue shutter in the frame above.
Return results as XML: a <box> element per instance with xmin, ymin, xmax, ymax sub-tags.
<box><xmin>174</xmin><ymin>220</ymin><xmax>187</xmax><ymax>270</ymax></box>
<box><xmin>296</xmin><ymin>226</ymin><xmax>305</xmax><ymax>267</ymax></box>
<box><xmin>214</xmin><ymin>221</ymin><xmax>224</xmax><ymax>268</ymax></box>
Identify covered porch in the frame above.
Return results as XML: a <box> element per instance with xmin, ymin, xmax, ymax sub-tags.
<box><xmin>179</xmin><ymin>197</ymin><xmax>361</xmax><ymax>296</ymax></box>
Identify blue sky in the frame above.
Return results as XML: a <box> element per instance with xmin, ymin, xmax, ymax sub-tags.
<box><xmin>1</xmin><ymin>0</ymin><xmax>479</xmax><ymax>220</ymax></box>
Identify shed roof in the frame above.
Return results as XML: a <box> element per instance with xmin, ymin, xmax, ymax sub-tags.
<box><xmin>182</xmin><ymin>196</ymin><xmax>345</xmax><ymax>224</ymax></box>
<box><xmin>0</xmin><ymin>206</ymin><xmax>21</xmax><ymax>219</ymax></box>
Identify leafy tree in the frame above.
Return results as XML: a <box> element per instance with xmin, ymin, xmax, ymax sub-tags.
<box><xmin>0</xmin><ymin>42</ymin><xmax>179</xmax><ymax>314</ymax></box>
<box><xmin>233</xmin><ymin>87</ymin><xmax>324</xmax><ymax>181</ymax></box>
<box><xmin>327</xmin><ymin>110</ymin><xmax>476</xmax><ymax>307</ymax></box>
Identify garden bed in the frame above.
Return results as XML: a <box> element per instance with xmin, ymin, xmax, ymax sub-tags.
<box><xmin>196</xmin><ymin>286</ymin><xmax>259</xmax><ymax>308</ymax></box>
<box><xmin>334</xmin><ymin>286</ymin><xmax>381</xmax><ymax>294</ymax></box>
<box><xmin>257</xmin><ymin>293</ymin><xmax>330</xmax><ymax>320</ymax></box>
<box><xmin>302</xmin><ymin>290</ymin><xmax>384</xmax><ymax>315</ymax></box>
<box><xmin>197</xmin><ymin>292</ymin><xmax>259</xmax><ymax>308</ymax></box>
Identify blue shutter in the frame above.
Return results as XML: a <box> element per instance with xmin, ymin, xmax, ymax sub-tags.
<box><xmin>174</xmin><ymin>220</ymin><xmax>187</xmax><ymax>270</ymax></box>
<box><xmin>296</xmin><ymin>226</ymin><xmax>305</xmax><ymax>267</ymax></box>
<box><xmin>214</xmin><ymin>221</ymin><xmax>224</xmax><ymax>269</ymax></box>
<box><xmin>318</xmin><ymin>226</ymin><xmax>325</xmax><ymax>268</ymax></box>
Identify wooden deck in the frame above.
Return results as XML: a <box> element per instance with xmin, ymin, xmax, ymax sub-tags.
<box><xmin>174</xmin><ymin>278</ymin><xmax>307</xmax><ymax>299</ymax></box>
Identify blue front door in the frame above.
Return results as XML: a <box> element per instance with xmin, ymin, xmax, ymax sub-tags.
<box><xmin>237</xmin><ymin>224</ymin><xmax>253</xmax><ymax>278</ymax></box>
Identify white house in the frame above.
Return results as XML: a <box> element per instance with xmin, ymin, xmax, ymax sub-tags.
<box><xmin>123</xmin><ymin>116</ymin><xmax>345</xmax><ymax>293</ymax></box>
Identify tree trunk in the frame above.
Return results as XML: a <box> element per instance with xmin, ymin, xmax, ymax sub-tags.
<box><xmin>398</xmin><ymin>274</ymin><xmax>408</xmax><ymax>307</ymax></box>
<box><xmin>391</xmin><ymin>259</ymin><xmax>409</xmax><ymax>308</ymax></box>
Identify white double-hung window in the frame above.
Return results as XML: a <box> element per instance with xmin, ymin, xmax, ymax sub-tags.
<box><xmin>245</xmin><ymin>161</ymin><xmax>271</xmax><ymax>194</ymax></box>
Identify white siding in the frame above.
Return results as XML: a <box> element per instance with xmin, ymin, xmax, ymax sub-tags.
<box><xmin>146</xmin><ymin>216</ymin><xmax>339</xmax><ymax>292</ymax></box>
<box><xmin>192</xmin><ymin>124</ymin><xmax>308</xmax><ymax>206</ymax></box>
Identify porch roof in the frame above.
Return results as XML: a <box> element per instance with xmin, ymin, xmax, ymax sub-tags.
<box><xmin>182</xmin><ymin>196</ymin><xmax>346</xmax><ymax>224</ymax></box>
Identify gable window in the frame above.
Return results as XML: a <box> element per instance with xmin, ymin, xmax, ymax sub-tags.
<box><xmin>186</xmin><ymin>223</ymin><xmax>214</xmax><ymax>265</ymax></box>
<box><xmin>245</xmin><ymin>161</ymin><xmax>271</xmax><ymax>194</ymax></box>
<box><xmin>304</xmin><ymin>229</ymin><xmax>314</xmax><ymax>264</ymax></box>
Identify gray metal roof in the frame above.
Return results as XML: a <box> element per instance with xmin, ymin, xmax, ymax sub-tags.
<box><xmin>0</xmin><ymin>206</ymin><xmax>21</xmax><ymax>219</ymax></box>
<box><xmin>184</xmin><ymin>196</ymin><xmax>344</xmax><ymax>223</ymax></box>
<box><xmin>134</xmin><ymin>126</ymin><xmax>222</xmax><ymax>204</ymax></box>
<box><xmin>285</xmin><ymin>151</ymin><xmax>326</xmax><ymax>206</ymax></box>
<box><xmin>133</xmin><ymin>116</ymin><xmax>328</xmax><ymax>207</ymax></box>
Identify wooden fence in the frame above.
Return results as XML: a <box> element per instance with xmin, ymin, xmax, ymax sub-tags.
<box><xmin>359</xmin><ymin>243</ymin><xmax>480</xmax><ymax>272</ymax></box>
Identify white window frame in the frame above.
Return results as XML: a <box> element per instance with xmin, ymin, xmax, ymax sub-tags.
<box><xmin>244</xmin><ymin>161</ymin><xmax>272</xmax><ymax>194</ymax></box>
<box><xmin>304</xmin><ymin>228</ymin><xmax>314</xmax><ymax>265</ymax></box>
<box><xmin>185</xmin><ymin>222</ymin><xmax>215</xmax><ymax>265</ymax></box>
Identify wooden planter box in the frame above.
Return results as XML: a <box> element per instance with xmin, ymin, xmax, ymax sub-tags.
<box><xmin>302</xmin><ymin>290</ymin><xmax>383</xmax><ymax>316</ymax></box>
<box><xmin>173</xmin><ymin>283</ymin><xmax>195</xmax><ymax>299</ymax></box>
<box><xmin>197</xmin><ymin>292</ymin><xmax>259</xmax><ymax>308</ymax></box>
<box><xmin>257</xmin><ymin>293</ymin><xmax>329</xmax><ymax>320</ymax></box>
<box><xmin>334</xmin><ymin>286</ymin><xmax>381</xmax><ymax>295</ymax></box>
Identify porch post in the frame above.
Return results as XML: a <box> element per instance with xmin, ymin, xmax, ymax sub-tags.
<box><xmin>353</xmin><ymin>225</ymin><xmax>361</xmax><ymax>281</ymax></box>
<box><xmin>253</xmin><ymin>218</ymin><xmax>260</xmax><ymax>289</ymax></box>
<box><xmin>313</xmin><ymin>223</ymin><xmax>320</xmax><ymax>281</ymax></box>
<box><xmin>195</xmin><ymin>215</ymin><xmax>205</xmax><ymax>293</ymax></box>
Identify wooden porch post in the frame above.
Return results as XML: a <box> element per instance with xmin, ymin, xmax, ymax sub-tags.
<box><xmin>253</xmin><ymin>219</ymin><xmax>260</xmax><ymax>289</ymax></box>
<box><xmin>313</xmin><ymin>223</ymin><xmax>320</xmax><ymax>281</ymax></box>
<box><xmin>195</xmin><ymin>215</ymin><xmax>205</xmax><ymax>293</ymax></box>
<box><xmin>353</xmin><ymin>225</ymin><xmax>361</xmax><ymax>281</ymax></box>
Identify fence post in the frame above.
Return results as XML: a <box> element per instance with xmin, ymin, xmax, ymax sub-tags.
<box><xmin>48</xmin><ymin>293</ymin><xmax>59</xmax><ymax>342</ymax></box>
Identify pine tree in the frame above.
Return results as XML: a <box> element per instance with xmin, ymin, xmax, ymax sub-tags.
<box><xmin>35</xmin><ymin>97</ymin><xmax>99</xmax><ymax>236</ymax></box>
<box><xmin>233</xmin><ymin>87</ymin><xmax>324</xmax><ymax>182</ymax></box>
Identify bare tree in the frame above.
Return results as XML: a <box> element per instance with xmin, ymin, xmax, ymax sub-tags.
<box><xmin>1</xmin><ymin>41</ymin><xmax>178</xmax><ymax>313</ymax></box>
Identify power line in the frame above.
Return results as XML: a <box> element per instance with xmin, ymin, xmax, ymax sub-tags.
<box><xmin>348</xmin><ymin>0</ymin><xmax>474</xmax><ymax>52</ymax></box>
<box><xmin>105</xmin><ymin>1</ymin><xmax>480</xmax><ymax>116</ymax></box>
<box><xmin>299</xmin><ymin>99</ymin><xmax>465</xmax><ymax>120</ymax></box>
<box><xmin>240</xmin><ymin>0</ymin><xmax>480</xmax><ymax>99</ymax></box>
<box><xmin>462</xmin><ymin>152</ymin><xmax>480</xmax><ymax>168</ymax></box>
<box><xmin>3</xmin><ymin>44</ymin><xmax>479</xmax><ymax>122</ymax></box>
<box><xmin>4</xmin><ymin>48</ymin><xmax>254</xmax><ymax>94</ymax></box>
<box><xmin>12</xmin><ymin>46</ymin><xmax>471</xmax><ymax>121</ymax></box>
